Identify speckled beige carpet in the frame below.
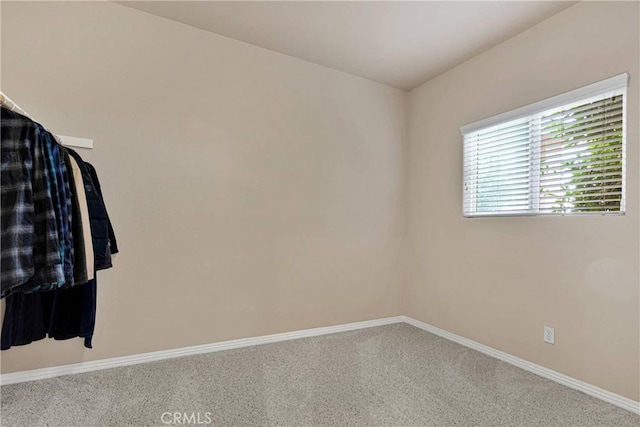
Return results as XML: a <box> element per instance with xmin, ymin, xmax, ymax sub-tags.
<box><xmin>1</xmin><ymin>323</ymin><xmax>638</xmax><ymax>426</ymax></box>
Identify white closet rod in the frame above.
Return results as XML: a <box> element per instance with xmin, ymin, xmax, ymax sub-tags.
<box><xmin>0</xmin><ymin>91</ymin><xmax>94</xmax><ymax>149</ymax></box>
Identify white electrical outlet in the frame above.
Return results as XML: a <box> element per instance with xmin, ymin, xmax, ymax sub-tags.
<box><xmin>544</xmin><ymin>326</ymin><xmax>555</xmax><ymax>344</ymax></box>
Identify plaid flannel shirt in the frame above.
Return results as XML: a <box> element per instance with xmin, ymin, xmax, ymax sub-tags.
<box><xmin>60</xmin><ymin>154</ymin><xmax>74</xmax><ymax>286</ymax></box>
<box><xmin>35</xmin><ymin>130</ymin><xmax>74</xmax><ymax>291</ymax></box>
<box><xmin>1</xmin><ymin>108</ymin><xmax>63</xmax><ymax>298</ymax></box>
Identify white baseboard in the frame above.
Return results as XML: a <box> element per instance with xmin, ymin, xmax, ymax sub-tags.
<box><xmin>402</xmin><ymin>315</ymin><xmax>640</xmax><ymax>415</ymax></box>
<box><xmin>2</xmin><ymin>314</ymin><xmax>638</xmax><ymax>415</ymax></box>
<box><xmin>0</xmin><ymin>316</ymin><xmax>404</xmax><ymax>386</ymax></box>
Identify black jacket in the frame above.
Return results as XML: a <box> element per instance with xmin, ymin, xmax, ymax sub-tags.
<box><xmin>65</xmin><ymin>149</ymin><xmax>118</xmax><ymax>270</ymax></box>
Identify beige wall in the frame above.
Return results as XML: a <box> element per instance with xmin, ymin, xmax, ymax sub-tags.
<box><xmin>406</xmin><ymin>1</ymin><xmax>640</xmax><ymax>401</ymax></box>
<box><xmin>0</xmin><ymin>1</ymin><xmax>407</xmax><ymax>373</ymax></box>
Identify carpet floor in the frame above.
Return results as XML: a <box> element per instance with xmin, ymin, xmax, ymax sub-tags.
<box><xmin>1</xmin><ymin>323</ymin><xmax>638</xmax><ymax>426</ymax></box>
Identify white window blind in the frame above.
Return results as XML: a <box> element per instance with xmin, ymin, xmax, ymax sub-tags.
<box><xmin>462</xmin><ymin>74</ymin><xmax>628</xmax><ymax>217</ymax></box>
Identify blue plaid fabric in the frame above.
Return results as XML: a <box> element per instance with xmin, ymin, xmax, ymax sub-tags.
<box><xmin>60</xmin><ymin>155</ymin><xmax>74</xmax><ymax>286</ymax></box>
<box><xmin>36</xmin><ymin>130</ymin><xmax>74</xmax><ymax>291</ymax></box>
<box><xmin>1</xmin><ymin>108</ymin><xmax>63</xmax><ymax>298</ymax></box>
<box><xmin>42</xmin><ymin>130</ymin><xmax>64</xmax><ymax>290</ymax></box>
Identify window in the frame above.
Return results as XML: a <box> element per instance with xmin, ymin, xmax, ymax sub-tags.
<box><xmin>462</xmin><ymin>74</ymin><xmax>628</xmax><ymax>217</ymax></box>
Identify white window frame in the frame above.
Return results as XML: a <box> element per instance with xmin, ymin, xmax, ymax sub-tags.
<box><xmin>461</xmin><ymin>73</ymin><xmax>629</xmax><ymax>218</ymax></box>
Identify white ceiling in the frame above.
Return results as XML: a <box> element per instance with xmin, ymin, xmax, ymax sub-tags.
<box><xmin>119</xmin><ymin>1</ymin><xmax>576</xmax><ymax>91</ymax></box>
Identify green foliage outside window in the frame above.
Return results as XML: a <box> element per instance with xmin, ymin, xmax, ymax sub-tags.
<box><xmin>540</xmin><ymin>95</ymin><xmax>623</xmax><ymax>213</ymax></box>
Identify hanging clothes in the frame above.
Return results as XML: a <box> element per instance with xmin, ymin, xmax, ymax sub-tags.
<box><xmin>1</xmin><ymin>108</ymin><xmax>64</xmax><ymax>298</ymax></box>
<box><xmin>65</xmin><ymin>152</ymin><xmax>95</xmax><ymax>283</ymax></box>
<box><xmin>28</xmin><ymin>128</ymin><xmax>74</xmax><ymax>293</ymax></box>
<box><xmin>0</xmin><ymin>105</ymin><xmax>117</xmax><ymax>350</ymax></box>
